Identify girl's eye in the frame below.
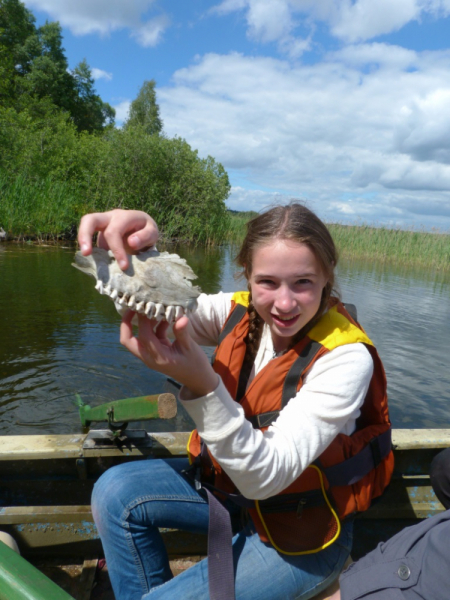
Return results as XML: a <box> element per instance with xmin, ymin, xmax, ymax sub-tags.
<box><xmin>296</xmin><ymin>279</ymin><xmax>312</xmax><ymax>285</ymax></box>
<box><xmin>257</xmin><ymin>279</ymin><xmax>276</xmax><ymax>286</ymax></box>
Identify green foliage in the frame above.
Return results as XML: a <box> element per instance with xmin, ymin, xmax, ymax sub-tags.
<box><xmin>328</xmin><ymin>223</ymin><xmax>450</xmax><ymax>271</ymax></box>
<box><xmin>91</xmin><ymin>127</ymin><xmax>231</xmax><ymax>243</ymax></box>
<box><xmin>70</xmin><ymin>59</ymin><xmax>115</xmax><ymax>133</ymax></box>
<box><xmin>125</xmin><ymin>79</ymin><xmax>163</xmax><ymax>135</ymax></box>
<box><xmin>0</xmin><ymin>172</ymin><xmax>86</xmax><ymax>240</ymax></box>
<box><xmin>0</xmin><ymin>1</ymin><xmax>231</xmax><ymax>245</ymax></box>
<box><xmin>0</xmin><ymin>103</ymin><xmax>107</xmax><ymax>185</ymax></box>
<box><xmin>0</xmin><ymin>0</ymin><xmax>114</xmax><ymax>132</ymax></box>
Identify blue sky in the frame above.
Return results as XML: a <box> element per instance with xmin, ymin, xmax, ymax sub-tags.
<box><xmin>25</xmin><ymin>1</ymin><xmax>450</xmax><ymax>231</ymax></box>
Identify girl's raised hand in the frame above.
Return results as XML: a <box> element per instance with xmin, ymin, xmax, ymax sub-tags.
<box><xmin>78</xmin><ymin>209</ymin><xmax>159</xmax><ymax>270</ymax></box>
<box><xmin>120</xmin><ymin>311</ymin><xmax>219</xmax><ymax>398</ymax></box>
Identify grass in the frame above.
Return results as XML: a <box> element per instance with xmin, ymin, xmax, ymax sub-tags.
<box><xmin>226</xmin><ymin>213</ymin><xmax>450</xmax><ymax>272</ymax></box>
<box><xmin>1</xmin><ymin>174</ymin><xmax>448</xmax><ymax>272</ymax></box>
<box><xmin>328</xmin><ymin>223</ymin><xmax>450</xmax><ymax>271</ymax></box>
<box><xmin>0</xmin><ymin>174</ymin><xmax>91</xmax><ymax>242</ymax></box>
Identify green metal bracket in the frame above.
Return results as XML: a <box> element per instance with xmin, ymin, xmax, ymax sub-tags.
<box><xmin>0</xmin><ymin>541</ymin><xmax>75</xmax><ymax>600</ymax></box>
<box><xmin>76</xmin><ymin>392</ymin><xmax>177</xmax><ymax>430</ymax></box>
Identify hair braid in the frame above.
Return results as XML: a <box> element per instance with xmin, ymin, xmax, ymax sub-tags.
<box><xmin>243</xmin><ymin>292</ymin><xmax>264</xmax><ymax>367</ymax></box>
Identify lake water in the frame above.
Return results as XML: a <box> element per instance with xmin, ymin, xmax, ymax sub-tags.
<box><xmin>0</xmin><ymin>243</ymin><xmax>449</xmax><ymax>435</ymax></box>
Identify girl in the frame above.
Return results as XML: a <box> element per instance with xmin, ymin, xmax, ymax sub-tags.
<box><xmin>79</xmin><ymin>204</ymin><xmax>393</xmax><ymax>600</ymax></box>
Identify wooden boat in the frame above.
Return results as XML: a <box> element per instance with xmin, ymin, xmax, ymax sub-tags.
<box><xmin>0</xmin><ymin>391</ymin><xmax>448</xmax><ymax>599</ymax></box>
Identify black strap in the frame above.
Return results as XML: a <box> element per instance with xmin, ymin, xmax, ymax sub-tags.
<box><xmin>342</xmin><ymin>303</ymin><xmax>358</xmax><ymax>322</ymax></box>
<box><xmin>248</xmin><ymin>411</ymin><xmax>281</xmax><ymax>429</ymax></box>
<box><xmin>204</xmin><ymin>488</ymin><xmax>235</xmax><ymax>600</ymax></box>
<box><xmin>211</xmin><ymin>303</ymin><xmax>247</xmax><ymax>365</ymax></box>
<box><xmin>322</xmin><ymin>428</ymin><xmax>392</xmax><ymax>487</ymax></box>
<box><xmin>281</xmin><ymin>340</ymin><xmax>323</xmax><ymax>408</ymax></box>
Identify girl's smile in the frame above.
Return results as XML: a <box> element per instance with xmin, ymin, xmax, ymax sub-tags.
<box><xmin>248</xmin><ymin>239</ymin><xmax>328</xmax><ymax>353</ymax></box>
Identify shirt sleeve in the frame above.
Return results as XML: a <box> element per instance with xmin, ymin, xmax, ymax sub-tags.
<box><xmin>179</xmin><ymin>343</ymin><xmax>374</xmax><ymax>500</ymax></box>
<box><xmin>186</xmin><ymin>292</ymin><xmax>233</xmax><ymax>346</ymax></box>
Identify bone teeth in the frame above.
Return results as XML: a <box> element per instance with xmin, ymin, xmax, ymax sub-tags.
<box><xmin>165</xmin><ymin>306</ymin><xmax>176</xmax><ymax>323</ymax></box>
<box><xmin>154</xmin><ymin>303</ymin><xmax>165</xmax><ymax>321</ymax></box>
<box><xmin>127</xmin><ymin>295</ymin><xmax>136</xmax><ymax>309</ymax></box>
<box><xmin>135</xmin><ymin>301</ymin><xmax>145</xmax><ymax>313</ymax></box>
<box><xmin>145</xmin><ymin>302</ymin><xmax>156</xmax><ymax>318</ymax></box>
<box><xmin>118</xmin><ymin>294</ymin><xmax>128</xmax><ymax>306</ymax></box>
<box><xmin>110</xmin><ymin>289</ymin><xmax>118</xmax><ymax>300</ymax></box>
<box><xmin>95</xmin><ymin>281</ymin><xmax>103</xmax><ymax>293</ymax></box>
<box><xmin>175</xmin><ymin>306</ymin><xmax>184</xmax><ymax>320</ymax></box>
<box><xmin>104</xmin><ymin>285</ymin><xmax>112</xmax><ymax>296</ymax></box>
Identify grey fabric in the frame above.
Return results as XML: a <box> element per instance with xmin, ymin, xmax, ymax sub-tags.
<box><xmin>339</xmin><ymin>509</ymin><xmax>450</xmax><ymax>600</ymax></box>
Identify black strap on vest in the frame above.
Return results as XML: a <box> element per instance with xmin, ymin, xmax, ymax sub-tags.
<box><xmin>211</xmin><ymin>303</ymin><xmax>248</xmax><ymax>365</ymax></box>
<box><xmin>342</xmin><ymin>302</ymin><xmax>357</xmax><ymax>322</ymax></box>
<box><xmin>203</xmin><ymin>488</ymin><xmax>236</xmax><ymax>600</ymax></box>
<box><xmin>320</xmin><ymin>427</ymin><xmax>392</xmax><ymax>487</ymax></box>
<box><xmin>248</xmin><ymin>339</ymin><xmax>323</xmax><ymax>429</ymax></box>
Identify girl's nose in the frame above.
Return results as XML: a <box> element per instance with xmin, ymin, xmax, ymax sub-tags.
<box><xmin>274</xmin><ymin>286</ymin><xmax>296</xmax><ymax>312</ymax></box>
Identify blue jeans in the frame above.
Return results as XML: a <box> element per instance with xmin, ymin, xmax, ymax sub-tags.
<box><xmin>92</xmin><ymin>458</ymin><xmax>353</xmax><ymax>600</ymax></box>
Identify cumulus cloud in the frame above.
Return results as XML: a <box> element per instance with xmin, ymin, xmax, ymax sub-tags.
<box><xmin>212</xmin><ymin>0</ymin><xmax>450</xmax><ymax>46</ymax></box>
<box><xmin>112</xmin><ymin>100</ymin><xmax>131</xmax><ymax>125</ymax></box>
<box><xmin>157</xmin><ymin>45</ymin><xmax>450</xmax><ymax>228</ymax></box>
<box><xmin>91</xmin><ymin>68</ymin><xmax>112</xmax><ymax>81</ymax></box>
<box><xmin>25</xmin><ymin>0</ymin><xmax>170</xmax><ymax>45</ymax></box>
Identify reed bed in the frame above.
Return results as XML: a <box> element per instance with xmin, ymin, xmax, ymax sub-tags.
<box><xmin>1</xmin><ymin>175</ymin><xmax>448</xmax><ymax>272</ymax></box>
<box><xmin>328</xmin><ymin>223</ymin><xmax>450</xmax><ymax>271</ymax></box>
<box><xmin>0</xmin><ymin>174</ymin><xmax>89</xmax><ymax>241</ymax></box>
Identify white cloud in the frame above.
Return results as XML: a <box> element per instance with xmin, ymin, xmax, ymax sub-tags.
<box><xmin>91</xmin><ymin>67</ymin><xmax>112</xmax><ymax>81</ymax></box>
<box><xmin>212</xmin><ymin>0</ymin><xmax>450</xmax><ymax>46</ymax></box>
<box><xmin>157</xmin><ymin>46</ymin><xmax>450</xmax><ymax>229</ymax></box>
<box><xmin>24</xmin><ymin>0</ymin><xmax>169</xmax><ymax>45</ymax></box>
<box><xmin>112</xmin><ymin>100</ymin><xmax>131</xmax><ymax>124</ymax></box>
<box><xmin>131</xmin><ymin>15</ymin><xmax>170</xmax><ymax>47</ymax></box>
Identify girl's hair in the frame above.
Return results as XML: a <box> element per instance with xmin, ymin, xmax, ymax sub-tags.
<box><xmin>236</xmin><ymin>202</ymin><xmax>338</xmax><ymax>365</ymax></box>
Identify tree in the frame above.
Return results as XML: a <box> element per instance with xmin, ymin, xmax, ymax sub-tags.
<box><xmin>0</xmin><ymin>1</ymin><xmax>114</xmax><ymax>132</ymax></box>
<box><xmin>125</xmin><ymin>79</ymin><xmax>163</xmax><ymax>135</ymax></box>
<box><xmin>70</xmin><ymin>59</ymin><xmax>115</xmax><ymax>133</ymax></box>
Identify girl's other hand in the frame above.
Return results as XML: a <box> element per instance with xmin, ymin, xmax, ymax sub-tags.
<box><xmin>120</xmin><ymin>311</ymin><xmax>219</xmax><ymax>398</ymax></box>
<box><xmin>78</xmin><ymin>209</ymin><xmax>159</xmax><ymax>270</ymax></box>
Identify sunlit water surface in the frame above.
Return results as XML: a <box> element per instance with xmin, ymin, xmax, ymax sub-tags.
<box><xmin>0</xmin><ymin>244</ymin><xmax>449</xmax><ymax>434</ymax></box>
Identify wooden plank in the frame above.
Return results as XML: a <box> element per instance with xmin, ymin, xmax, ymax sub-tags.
<box><xmin>0</xmin><ymin>429</ymin><xmax>447</xmax><ymax>460</ymax></box>
<box><xmin>0</xmin><ymin>432</ymin><xmax>190</xmax><ymax>460</ymax></box>
<box><xmin>392</xmin><ymin>429</ymin><xmax>450</xmax><ymax>450</ymax></box>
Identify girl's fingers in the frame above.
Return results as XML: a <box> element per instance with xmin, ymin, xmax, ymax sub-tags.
<box><xmin>78</xmin><ymin>210</ymin><xmax>160</xmax><ymax>271</ymax></box>
<box><xmin>127</xmin><ymin>218</ymin><xmax>159</xmax><ymax>250</ymax></box>
<box><xmin>78</xmin><ymin>212</ymin><xmax>113</xmax><ymax>255</ymax></box>
<box><xmin>172</xmin><ymin>316</ymin><xmax>191</xmax><ymax>350</ymax></box>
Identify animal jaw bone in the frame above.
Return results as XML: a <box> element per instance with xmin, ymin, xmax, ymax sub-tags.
<box><xmin>72</xmin><ymin>248</ymin><xmax>201</xmax><ymax>322</ymax></box>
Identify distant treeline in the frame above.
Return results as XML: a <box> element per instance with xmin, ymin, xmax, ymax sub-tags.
<box><xmin>0</xmin><ymin>0</ymin><xmax>231</xmax><ymax>244</ymax></box>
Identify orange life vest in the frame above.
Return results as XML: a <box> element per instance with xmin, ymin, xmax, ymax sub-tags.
<box><xmin>187</xmin><ymin>293</ymin><xmax>394</xmax><ymax>555</ymax></box>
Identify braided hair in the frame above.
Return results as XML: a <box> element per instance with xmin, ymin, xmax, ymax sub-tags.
<box><xmin>235</xmin><ymin>202</ymin><xmax>339</xmax><ymax>368</ymax></box>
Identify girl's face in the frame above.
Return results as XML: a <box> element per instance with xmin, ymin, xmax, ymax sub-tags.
<box><xmin>248</xmin><ymin>239</ymin><xmax>328</xmax><ymax>353</ymax></box>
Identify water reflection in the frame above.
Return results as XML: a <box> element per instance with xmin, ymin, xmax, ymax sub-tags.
<box><xmin>0</xmin><ymin>244</ymin><xmax>449</xmax><ymax>434</ymax></box>
<box><xmin>337</xmin><ymin>259</ymin><xmax>450</xmax><ymax>429</ymax></box>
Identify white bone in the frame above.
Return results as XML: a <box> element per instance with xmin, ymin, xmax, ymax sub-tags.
<box><xmin>145</xmin><ymin>302</ymin><xmax>156</xmax><ymax>318</ymax></box>
<box><xmin>165</xmin><ymin>305</ymin><xmax>176</xmax><ymax>322</ymax></box>
<box><xmin>154</xmin><ymin>303</ymin><xmax>165</xmax><ymax>320</ymax></box>
<box><xmin>72</xmin><ymin>248</ymin><xmax>201</xmax><ymax>319</ymax></box>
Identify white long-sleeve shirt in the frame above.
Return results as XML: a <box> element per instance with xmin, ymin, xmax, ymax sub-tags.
<box><xmin>179</xmin><ymin>292</ymin><xmax>374</xmax><ymax>501</ymax></box>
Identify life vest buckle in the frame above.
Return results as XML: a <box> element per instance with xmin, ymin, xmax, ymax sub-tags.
<box><xmin>296</xmin><ymin>498</ymin><xmax>307</xmax><ymax>518</ymax></box>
